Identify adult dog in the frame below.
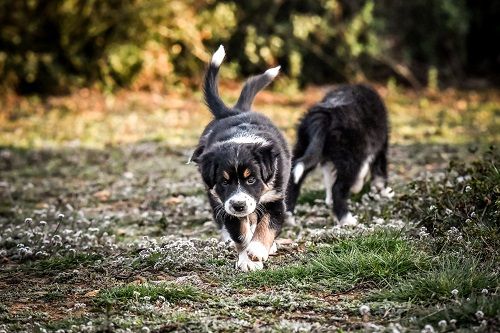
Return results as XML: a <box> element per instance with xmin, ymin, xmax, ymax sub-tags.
<box><xmin>190</xmin><ymin>46</ymin><xmax>291</xmax><ymax>271</ymax></box>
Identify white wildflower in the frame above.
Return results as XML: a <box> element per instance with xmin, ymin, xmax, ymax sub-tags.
<box><xmin>451</xmin><ymin>289</ymin><xmax>459</xmax><ymax>296</ymax></box>
<box><xmin>465</xmin><ymin>185</ymin><xmax>472</xmax><ymax>192</ymax></box>
<box><xmin>421</xmin><ymin>324</ymin><xmax>435</xmax><ymax>333</ymax></box>
<box><xmin>438</xmin><ymin>320</ymin><xmax>447</xmax><ymax>329</ymax></box>
<box><xmin>429</xmin><ymin>205</ymin><xmax>437</xmax><ymax>212</ymax></box>
<box><xmin>481</xmin><ymin>288</ymin><xmax>488</xmax><ymax>295</ymax></box>
<box><xmin>475</xmin><ymin>310</ymin><xmax>484</xmax><ymax>319</ymax></box>
<box><xmin>359</xmin><ymin>304</ymin><xmax>370</xmax><ymax>315</ymax></box>
<box><xmin>133</xmin><ymin>291</ymin><xmax>140</xmax><ymax>298</ymax></box>
<box><xmin>143</xmin><ymin>296</ymin><xmax>151</xmax><ymax>302</ymax></box>
<box><xmin>40</xmin><ymin>221</ymin><xmax>47</xmax><ymax>226</ymax></box>
<box><xmin>74</xmin><ymin>303</ymin><xmax>86</xmax><ymax>309</ymax></box>
<box><xmin>141</xmin><ymin>327</ymin><xmax>150</xmax><ymax>333</ymax></box>
<box><xmin>58</xmin><ymin>213</ymin><xmax>65</xmax><ymax>219</ymax></box>
<box><xmin>25</xmin><ymin>218</ymin><xmax>33</xmax><ymax>224</ymax></box>
<box><xmin>450</xmin><ymin>319</ymin><xmax>457</xmax><ymax>325</ymax></box>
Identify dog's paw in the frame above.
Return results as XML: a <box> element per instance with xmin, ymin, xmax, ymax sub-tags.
<box><xmin>380</xmin><ymin>186</ymin><xmax>395</xmax><ymax>199</ymax></box>
<box><xmin>339</xmin><ymin>212</ymin><xmax>358</xmax><ymax>226</ymax></box>
<box><xmin>246</xmin><ymin>241</ymin><xmax>269</xmax><ymax>262</ymax></box>
<box><xmin>269</xmin><ymin>242</ymin><xmax>278</xmax><ymax>255</ymax></box>
<box><xmin>284</xmin><ymin>211</ymin><xmax>297</xmax><ymax>226</ymax></box>
<box><xmin>236</xmin><ymin>251</ymin><xmax>263</xmax><ymax>272</ymax></box>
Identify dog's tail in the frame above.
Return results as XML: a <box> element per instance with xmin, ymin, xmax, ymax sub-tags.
<box><xmin>234</xmin><ymin>66</ymin><xmax>280</xmax><ymax>111</ymax></box>
<box><xmin>292</xmin><ymin>114</ymin><xmax>327</xmax><ymax>184</ymax></box>
<box><xmin>204</xmin><ymin>45</ymin><xmax>234</xmax><ymax>119</ymax></box>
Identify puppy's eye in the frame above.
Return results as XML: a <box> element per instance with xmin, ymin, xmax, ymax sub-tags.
<box><xmin>222</xmin><ymin>179</ymin><xmax>229</xmax><ymax>186</ymax></box>
<box><xmin>246</xmin><ymin>177</ymin><xmax>256</xmax><ymax>185</ymax></box>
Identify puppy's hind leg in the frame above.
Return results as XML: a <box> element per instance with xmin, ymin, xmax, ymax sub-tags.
<box><xmin>285</xmin><ymin>162</ymin><xmax>313</xmax><ymax>226</ymax></box>
<box><xmin>370</xmin><ymin>142</ymin><xmax>394</xmax><ymax>198</ymax></box>
<box><xmin>321</xmin><ymin>161</ymin><xmax>337</xmax><ymax>206</ymax></box>
<box><xmin>332</xmin><ymin>167</ymin><xmax>359</xmax><ymax>226</ymax></box>
<box><xmin>350</xmin><ymin>156</ymin><xmax>372</xmax><ymax>194</ymax></box>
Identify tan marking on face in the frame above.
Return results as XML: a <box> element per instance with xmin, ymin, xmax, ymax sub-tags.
<box><xmin>243</xmin><ymin>168</ymin><xmax>251</xmax><ymax>178</ymax></box>
<box><xmin>223</xmin><ymin>171</ymin><xmax>230</xmax><ymax>180</ymax></box>
<box><xmin>251</xmin><ymin>213</ymin><xmax>277</xmax><ymax>251</ymax></box>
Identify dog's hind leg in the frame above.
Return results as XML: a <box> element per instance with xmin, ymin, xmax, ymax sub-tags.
<box><xmin>285</xmin><ymin>163</ymin><xmax>314</xmax><ymax>226</ymax></box>
<box><xmin>332</xmin><ymin>164</ymin><xmax>360</xmax><ymax>226</ymax></box>
<box><xmin>321</xmin><ymin>161</ymin><xmax>337</xmax><ymax>206</ymax></box>
<box><xmin>370</xmin><ymin>141</ymin><xmax>394</xmax><ymax>198</ymax></box>
<box><xmin>350</xmin><ymin>155</ymin><xmax>372</xmax><ymax>194</ymax></box>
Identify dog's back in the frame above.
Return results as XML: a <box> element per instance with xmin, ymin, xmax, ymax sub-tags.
<box><xmin>286</xmin><ymin>84</ymin><xmax>391</xmax><ymax>226</ymax></box>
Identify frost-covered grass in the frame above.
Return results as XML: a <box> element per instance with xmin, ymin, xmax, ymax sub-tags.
<box><xmin>0</xmin><ymin>87</ymin><xmax>499</xmax><ymax>332</ymax></box>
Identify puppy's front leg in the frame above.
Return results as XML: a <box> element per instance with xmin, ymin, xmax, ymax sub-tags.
<box><xmin>246</xmin><ymin>201</ymin><xmax>284</xmax><ymax>262</ymax></box>
<box><xmin>225</xmin><ymin>214</ymin><xmax>262</xmax><ymax>272</ymax></box>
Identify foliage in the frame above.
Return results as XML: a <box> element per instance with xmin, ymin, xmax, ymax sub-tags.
<box><xmin>0</xmin><ymin>0</ymin><xmax>498</xmax><ymax>93</ymax></box>
<box><xmin>397</xmin><ymin>147</ymin><xmax>500</xmax><ymax>238</ymax></box>
<box><xmin>0</xmin><ymin>0</ymin><xmax>235</xmax><ymax>93</ymax></box>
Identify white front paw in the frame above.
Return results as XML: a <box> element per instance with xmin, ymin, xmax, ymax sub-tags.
<box><xmin>339</xmin><ymin>212</ymin><xmax>358</xmax><ymax>226</ymax></box>
<box><xmin>246</xmin><ymin>241</ymin><xmax>269</xmax><ymax>262</ymax></box>
<box><xmin>380</xmin><ymin>186</ymin><xmax>395</xmax><ymax>199</ymax></box>
<box><xmin>236</xmin><ymin>251</ymin><xmax>263</xmax><ymax>272</ymax></box>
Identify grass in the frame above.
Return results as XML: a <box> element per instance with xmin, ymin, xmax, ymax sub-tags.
<box><xmin>96</xmin><ymin>282</ymin><xmax>205</xmax><ymax>306</ymax></box>
<box><xmin>372</xmin><ymin>254</ymin><xmax>499</xmax><ymax>303</ymax></box>
<box><xmin>0</xmin><ymin>86</ymin><xmax>499</xmax><ymax>332</ymax></box>
<box><xmin>237</xmin><ymin>231</ymin><xmax>430</xmax><ymax>290</ymax></box>
<box><xmin>21</xmin><ymin>253</ymin><xmax>102</xmax><ymax>273</ymax></box>
<box><xmin>407</xmin><ymin>294</ymin><xmax>500</xmax><ymax>329</ymax></box>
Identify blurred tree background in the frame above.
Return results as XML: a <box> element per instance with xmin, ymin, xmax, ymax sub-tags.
<box><xmin>0</xmin><ymin>0</ymin><xmax>498</xmax><ymax>94</ymax></box>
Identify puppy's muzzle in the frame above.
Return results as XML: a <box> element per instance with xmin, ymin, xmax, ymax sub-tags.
<box><xmin>225</xmin><ymin>191</ymin><xmax>256</xmax><ymax>217</ymax></box>
<box><xmin>230</xmin><ymin>200</ymin><xmax>246</xmax><ymax>213</ymax></box>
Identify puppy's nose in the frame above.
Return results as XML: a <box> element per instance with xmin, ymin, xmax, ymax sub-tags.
<box><xmin>231</xmin><ymin>200</ymin><xmax>246</xmax><ymax>212</ymax></box>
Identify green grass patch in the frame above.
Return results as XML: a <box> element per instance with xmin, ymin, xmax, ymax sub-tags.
<box><xmin>96</xmin><ymin>282</ymin><xmax>205</xmax><ymax>306</ymax></box>
<box><xmin>371</xmin><ymin>254</ymin><xmax>499</xmax><ymax>303</ymax></box>
<box><xmin>237</xmin><ymin>230</ymin><xmax>430</xmax><ymax>290</ymax></box>
<box><xmin>21</xmin><ymin>253</ymin><xmax>102</xmax><ymax>273</ymax></box>
<box><xmin>297</xmin><ymin>189</ymin><xmax>324</xmax><ymax>205</ymax></box>
<box><xmin>406</xmin><ymin>294</ymin><xmax>500</xmax><ymax>329</ymax></box>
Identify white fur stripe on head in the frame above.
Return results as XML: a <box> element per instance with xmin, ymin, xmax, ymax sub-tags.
<box><xmin>225</xmin><ymin>135</ymin><xmax>268</xmax><ymax>145</ymax></box>
<box><xmin>215</xmin><ymin>134</ymin><xmax>269</xmax><ymax>146</ymax></box>
<box><xmin>293</xmin><ymin>162</ymin><xmax>305</xmax><ymax>184</ymax></box>
<box><xmin>264</xmin><ymin>65</ymin><xmax>281</xmax><ymax>79</ymax></box>
<box><xmin>211</xmin><ymin>45</ymin><xmax>225</xmax><ymax>67</ymax></box>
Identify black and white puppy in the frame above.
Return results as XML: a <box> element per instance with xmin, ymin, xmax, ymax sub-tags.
<box><xmin>190</xmin><ymin>46</ymin><xmax>291</xmax><ymax>271</ymax></box>
<box><xmin>286</xmin><ymin>84</ymin><xmax>393</xmax><ymax>226</ymax></box>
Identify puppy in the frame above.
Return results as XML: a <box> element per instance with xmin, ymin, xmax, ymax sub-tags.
<box><xmin>285</xmin><ymin>84</ymin><xmax>393</xmax><ymax>226</ymax></box>
<box><xmin>190</xmin><ymin>46</ymin><xmax>291</xmax><ymax>271</ymax></box>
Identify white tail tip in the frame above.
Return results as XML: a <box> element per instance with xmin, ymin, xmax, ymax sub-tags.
<box><xmin>211</xmin><ymin>45</ymin><xmax>225</xmax><ymax>67</ymax></box>
<box><xmin>265</xmin><ymin>65</ymin><xmax>281</xmax><ymax>79</ymax></box>
<box><xmin>293</xmin><ymin>162</ymin><xmax>304</xmax><ymax>184</ymax></box>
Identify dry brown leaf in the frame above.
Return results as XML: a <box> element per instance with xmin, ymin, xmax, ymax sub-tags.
<box><xmin>93</xmin><ymin>190</ymin><xmax>111</xmax><ymax>201</ymax></box>
<box><xmin>84</xmin><ymin>290</ymin><xmax>100</xmax><ymax>297</ymax></box>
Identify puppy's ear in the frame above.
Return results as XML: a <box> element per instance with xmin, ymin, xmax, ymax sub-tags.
<box><xmin>254</xmin><ymin>145</ymin><xmax>279</xmax><ymax>183</ymax></box>
<box><xmin>199</xmin><ymin>151</ymin><xmax>217</xmax><ymax>188</ymax></box>
<box><xmin>188</xmin><ymin>144</ymin><xmax>205</xmax><ymax>164</ymax></box>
